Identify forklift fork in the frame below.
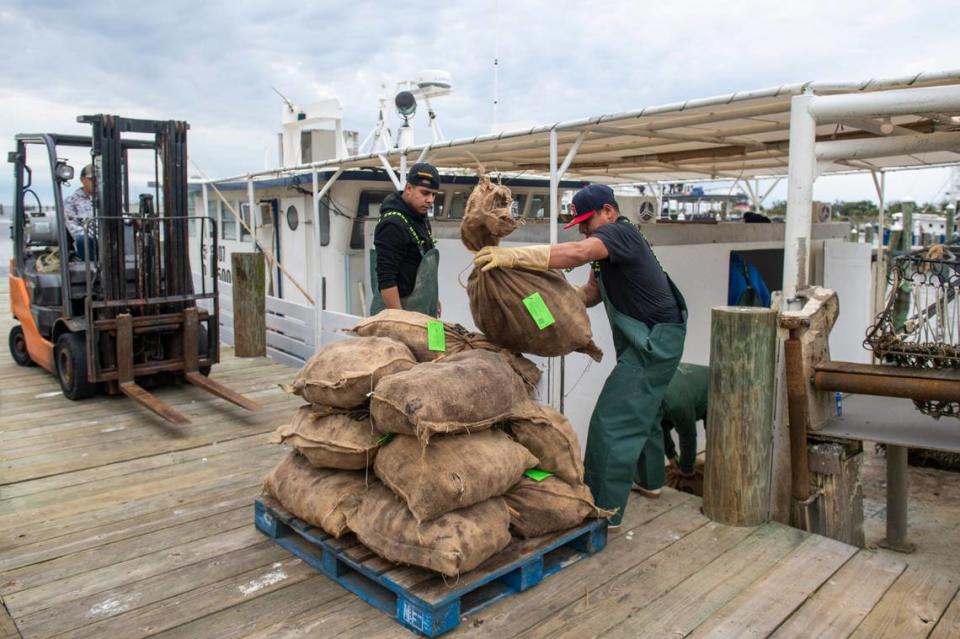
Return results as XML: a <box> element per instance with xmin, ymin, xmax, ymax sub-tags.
<box><xmin>114</xmin><ymin>308</ymin><xmax>261</xmax><ymax>425</ymax></box>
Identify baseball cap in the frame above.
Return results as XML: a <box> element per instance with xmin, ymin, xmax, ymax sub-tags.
<box><xmin>406</xmin><ymin>162</ymin><xmax>440</xmax><ymax>191</ymax></box>
<box><xmin>564</xmin><ymin>183</ymin><xmax>616</xmax><ymax>229</ymax></box>
<box><xmin>80</xmin><ymin>164</ymin><xmax>95</xmax><ymax>179</ymax></box>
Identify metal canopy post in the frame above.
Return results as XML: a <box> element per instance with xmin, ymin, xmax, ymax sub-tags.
<box><xmin>377</xmin><ymin>154</ymin><xmax>402</xmax><ymax>190</ymax></box>
<box><xmin>782</xmin><ymin>94</ymin><xmax>817</xmax><ymax>300</ymax></box>
<box><xmin>549</xmin><ymin>128</ymin><xmax>559</xmax><ymax>245</ymax></box>
<box><xmin>312</xmin><ymin>167</ymin><xmax>344</xmax><ymax>344</ymax></box>
<box><xmin>547</xmin><ymin>127</ymin><xmax>563</xmax><ymax>413</ymax></box>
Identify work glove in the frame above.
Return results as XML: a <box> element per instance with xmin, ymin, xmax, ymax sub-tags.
<box><xmin>474</xmin><ymin>245</ymin><xmax>551</xmax><ymax>273</ymax></box>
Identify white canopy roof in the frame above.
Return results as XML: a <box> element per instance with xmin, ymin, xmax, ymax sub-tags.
<box><xmin>209</xmin><ymin>70</ymin><xmax>960</xmax><ymax>185</ymax></box>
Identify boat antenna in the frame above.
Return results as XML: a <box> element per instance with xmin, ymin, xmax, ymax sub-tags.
<box><xmin>272</xmin><ymin>86</ymin><xmax>296</xmax><ymax>113</ymax></box>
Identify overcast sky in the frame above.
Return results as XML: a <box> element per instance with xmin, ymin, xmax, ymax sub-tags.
<box><xmin>1</xmin><ymin>0</ymin><xmax>958</xmax><ymax>207</ymax></box>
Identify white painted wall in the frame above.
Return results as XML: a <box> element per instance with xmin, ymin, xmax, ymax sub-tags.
<box><xmin>824</xmin><ymin>240</ymin><xmax>874</xmax><ymax>364</ymax></box>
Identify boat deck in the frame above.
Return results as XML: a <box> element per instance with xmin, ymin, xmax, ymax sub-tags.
<box><xmin>2</xmin><ymin>279</ymin><xmax>959</xmax><ymax>639</ymax></box>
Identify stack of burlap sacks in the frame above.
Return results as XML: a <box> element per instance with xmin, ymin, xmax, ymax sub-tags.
<box><xmin>262</xmin><ymin>176</ymin><xmax>610</xmax><ymax>578</ymax></box>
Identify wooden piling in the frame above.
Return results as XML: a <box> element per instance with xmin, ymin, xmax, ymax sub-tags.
<box><xmin>232</xmin><ymin>252</ymin><xmax>266</xmax><ymax>357</ymax></box>
<box><xmin>703</xmin><ymin>306</ymin><xmax>778</xmax><ymax>526</ymax></box>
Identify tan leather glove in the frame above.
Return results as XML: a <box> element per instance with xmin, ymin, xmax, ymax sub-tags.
<box><xmin>474</xmin><ymin>245</ymin><xmax>551</xmax><ymax>272</ymax></box>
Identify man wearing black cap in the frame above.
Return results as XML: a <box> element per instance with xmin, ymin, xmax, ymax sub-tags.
<box><xmin>63</xmin><ymin>164</ymin><xmax>98</xmax><ymax>260</ymax></box>
<box><xmin>370</xmin><ymin>162</ymin><xmax>441</xmax><ymax>317</ymax></box>
<box><xmin>474</xmin><ymin>183</ymin><xmax>686</xmax><ymax>529</ymax></box>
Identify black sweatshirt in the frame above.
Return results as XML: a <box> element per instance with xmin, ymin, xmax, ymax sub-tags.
<box><xmin>373</xmin><ymin>192</ymin><xmax>435</xmax><ymax>297</ymax></box>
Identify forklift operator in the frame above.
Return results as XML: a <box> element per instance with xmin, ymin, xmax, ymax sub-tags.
<box><xmin>63</xmin><ymin>164</ymin><xmax>98</xmax><ymax>260</ymax></box>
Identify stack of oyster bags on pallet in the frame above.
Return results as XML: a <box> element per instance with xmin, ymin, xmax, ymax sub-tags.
<box><xmin>262</xmin><ymin>306</ymin><xmax>609</xmax><ymax>578</ymax></box>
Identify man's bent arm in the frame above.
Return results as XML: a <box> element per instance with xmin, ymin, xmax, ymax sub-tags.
<box><xmin>380</xmin><ymin>286</ymin><xmax>402</xmax><ymax>310</ymax></box>
<box><xmin>547</xmin><ymin>237</ymin><xmax>608</xmax><ymax>269</ymax></box>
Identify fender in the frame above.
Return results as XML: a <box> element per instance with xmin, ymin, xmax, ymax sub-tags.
<box><xmin>8</xmin><ymin>270</ymin><xmax>55</xmax><ymax>373</ymax></box>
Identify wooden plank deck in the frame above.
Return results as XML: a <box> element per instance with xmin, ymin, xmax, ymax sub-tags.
<box><xmin>2</xmin><ymin>277</ymin><xmax>959</xmax><ymax>638</ymax></box>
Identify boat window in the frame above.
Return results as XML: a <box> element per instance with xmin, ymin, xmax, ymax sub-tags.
<box><xmin>511</xmin><ymin>194</ymin><xmax>527</xmax><ymax>218</ymax></box>
<box><xmin>528</xmin><ymin>193</ymin><xmax>548</xmax><ymax>219</ymax></box>
<box><xmin>222</xmin><ymin>201</ymin><xmax>237</xmax><ymax>240</ymax></box>
<box><xmin>431</xmin><ymin>191</ymin><xmax>445</xmax><ymax>218</ymax></box>
<box><xmin>239</xmin><ymin>203</ymin><xmax>252</xmax><ymax>241</ymax></box>
<box><xmin>206</xmin><ymin>198</ymin><xmax>217</xmax><ymax>238</ymax></box>
<box><xmin>447</xmin><ymin>191</ymin><xmax>469</xmax><ymax>219</ymax></box>
<box><xmin>286</xmin><ymin>204</ymin><xmax>299</xmax><ymax>231</ymax></box>
<box><xmin>318</xmin><ymin>195</ymin><xmax>330</xmax><ymax>247</ymax></box>
<box><xmin>353</xmin><ymin>190</ymin><xmax>392</xmax><ymax>250</ymax></box>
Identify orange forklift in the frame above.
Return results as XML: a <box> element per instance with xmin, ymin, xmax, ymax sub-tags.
<box><xmin>7</xmin><ymin>114</ymin><xmax>259</xmax><ymax>424</ymax></box>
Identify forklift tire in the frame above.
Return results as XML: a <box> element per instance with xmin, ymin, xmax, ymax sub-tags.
<box><xmin>9</xmin><ymin>325</ymin><xmax>36</xmax><ymax>367</ymax></box>
<box><xmin>55</xmin><ymin>333</ymin><xmax>97</xmax><ymax>400</ymax></box>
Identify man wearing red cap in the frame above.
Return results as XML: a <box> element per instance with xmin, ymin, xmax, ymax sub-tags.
<box><xmin>474</xmin><ymin>183</ymin><xmax>686</xmax><ymax>530</ymax></box>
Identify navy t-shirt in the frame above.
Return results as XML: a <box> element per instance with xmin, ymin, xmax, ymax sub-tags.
<box><xmin>592</xmin><ymin>218</ymin><xmax>683</xmax><ymax>327</ymax></box>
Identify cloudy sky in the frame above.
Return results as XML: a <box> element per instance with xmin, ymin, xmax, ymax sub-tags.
<box><xmin>1</xmin><ymin>0</ymin><xmax>958</xmax><ymax>206</ymax></box>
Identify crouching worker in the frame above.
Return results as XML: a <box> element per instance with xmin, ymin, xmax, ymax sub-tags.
<box><xmin>474</xmin><ymin>184</ymin><xmax>686</xmax><ymax>530</ymax></box>
<box><xmin>659</xmin><ymin>363</ymin><xmax>709</xmax><ymax>495</ymax></box>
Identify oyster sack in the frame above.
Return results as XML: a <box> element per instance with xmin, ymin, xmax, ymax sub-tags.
<box><xmin>262</xmin><ymin>451</ymin><xmax>374</xmax><ymax>538</ymax></box>
<box><xmin>374</xmin><ymin>430</ymin><xmax>537</xmax><ymax>521</ymax></box>
<box><xmin>508</xmin><ymin>401</ymin><xmax>585</xmax><ymax>484</ymax></box>
<box><xmin>289</xmin><ymin>337</ymin><xmax>416</xmax><ymax>408</ymax></box>
<box><xmin>371</xmin><ymin>350</ymin><xmax>529</xmax><ymax>442</ymax></box>
<box><xmin>270</xmin><ymin>407</ymin><xmax>380</xmax><ymax>470</ymax></box>
<box><xmin>462</xmin><ymin>176</ymin><xmax>602</xmax><ymax>361</ymax></box>
<box><xmin>504</xmin><ymin>475</ymin><xmax>611</xmax><ymax>538</ymax></box>
<box><xmin>347</xmin><ymin>483</ymin><xmax>512</xmax><ymax>577</ymax></box>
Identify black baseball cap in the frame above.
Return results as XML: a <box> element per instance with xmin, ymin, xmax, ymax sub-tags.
<box><xmin>406</xmin><ymin>162</ymin><xmax>440</xmax><ymax>191</ymax></box>
<box><xmin>566</xmin><ymin>184</ymin><xmax>616</xmax><ymax>229</ymax></box>
<box><xmin>80</xmin><ymin>164</ymin><xmax>95</xmax><ymax>179</ymax></box>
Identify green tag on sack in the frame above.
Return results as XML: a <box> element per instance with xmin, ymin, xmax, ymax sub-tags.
<box><xmin>524</xmin><ymin>468</ymin><xmax>554</xmax><ymax>481</ymax></box>
<box><xmin>377</xmin><ymin>433</ymin><xmax>395</xmax><ymax>446</ymax></box>
<box><xmin>427</xmin><ymin>320</ymin><xmax>446</xmax><ymax>352</ymax></box>
<box><xmin>522</xmin><ymin>292</ymin><xmax>556</xmax><ymax>330</ymax></box>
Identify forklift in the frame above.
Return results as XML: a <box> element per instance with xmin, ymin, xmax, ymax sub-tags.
<box><xmin>7</xmin><ymin>114</ymin><xmax>259</xmax><ymax>424</ymax></box>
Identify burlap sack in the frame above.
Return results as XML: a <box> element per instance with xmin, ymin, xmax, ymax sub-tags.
<box><xmin>289</xmin><ymin>337</ymin><xmax>416</xmax><ymax>408</ymax></box>
<box><xmin>374</xmin><ymin>430</ymin><xmax>538</xmax><ymax>522</ymax></box>
<box><xmin>462</xmin><ymin>177</ymin><xmax>602</xmax><ymax>361</ymax></box>
<box><xmin>508</xmin><ymin>401</ymin><xmax>585</xmax><ymax>484</ymax></box>
<box><xmin>352</xmin><ymin>309</ymin><xmax>542</xmax><ymax>388</ymax></box>
<box><xmin>270</xmin><ymin>406</ymin><xmax>380</xmax><ymax>470</ymax></box>
<box><xmin>504</xmin><ymin>475</ymin><xmax>611</xmax><ymax>538</ymax></box>
<box><xmin>262</xmin><ymin>451</ymin><xmax>374</xmax><ymax>538</ymax></box>
<box><xmin>347</xmin><ymin>483</ymin><xmax>512</xmax><ymax>577</ymax></box>
<box><xmin>371</xmin><ymin>350</ymin><xmax>530</xmax><ymax>442</ymax></box>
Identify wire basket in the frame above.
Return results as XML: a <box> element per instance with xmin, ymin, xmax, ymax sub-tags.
<box><xmin>864</xmin><ymin>245</ymin><xmax>960</xmax><ymax>418</ymax></box>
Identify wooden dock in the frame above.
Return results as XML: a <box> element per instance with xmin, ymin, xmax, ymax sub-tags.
<box><xmin>2</xmin><ymin>278</ymin><xmax>959</xmax><ymax>638</ymax></box>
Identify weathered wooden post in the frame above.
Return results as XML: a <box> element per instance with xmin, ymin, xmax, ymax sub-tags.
<box><xmin>703</xmin><ymin>307</ymin><xmax>778</xmax><ymax>526</ymax></box>
<box><xmin>232</xmin><ymin>252</ymin><xmax>266</xmax><ymax>357</ymax></box>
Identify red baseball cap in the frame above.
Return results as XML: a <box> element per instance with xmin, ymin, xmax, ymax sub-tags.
<box><xmin>563</xmin><ymin>184</ymin><xmax>616</xmax><ymax>229</ymax></box>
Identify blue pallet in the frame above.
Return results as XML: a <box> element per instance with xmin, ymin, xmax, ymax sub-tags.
<box><xmin>254</xmin><ymin>495</ymin><xmax>607</xmax><ymax>637</ymax></box>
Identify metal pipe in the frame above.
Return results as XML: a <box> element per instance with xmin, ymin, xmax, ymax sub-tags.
<box><xmin>809</xmin><ymin>84</ymin><xmax>960</xmax><ymax>121</ymax></box>
<box><xmin>782</xmin><ymin>94</ymin><xmax>817</xmax><ymax>300</ymax></box>
<box><xmin>549</xmin><ymin>128</ymin><xmax>559</xmax><ymax>245</ymax></box>
<box><xmin>785</xmin><ymin>335</ymin><xmax>810</xmax><ymax>501</ymax></box>
<box><xmin>817</xmin><ymin>131</ymin><xmax>960</xmax><ymax>162</ymax></box>
<box><xmin>813</xmin><ymin>365</ymin><xmax>960</xmax><ymax>402</ymax></box>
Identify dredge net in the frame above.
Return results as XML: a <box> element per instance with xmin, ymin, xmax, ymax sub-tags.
<box><xmin>865</xmin><ymin>245</ymin><xmax>960</xmax><ymax>419</ymax></box>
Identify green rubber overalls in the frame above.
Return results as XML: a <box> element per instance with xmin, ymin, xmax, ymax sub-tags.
<box><xmin>583</xmin><ymin>268</ymin><xmax>687</xmax><ymax>526</ymax></box>
<box><xmin>660</xmin><ymin>363</ymin><xmax>710</xmax><ymax>474</ymax></box>
<box><xmin>368</xmin><ymin>211</ymin><xmax>440</xmax><ymax>318</ymax></box>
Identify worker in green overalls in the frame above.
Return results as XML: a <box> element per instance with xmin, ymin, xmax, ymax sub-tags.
<box><xmin>369</xmin><ymin>162</ymin><xmax>441</xmax><ymax>317</ymax></box>
<box><xmin>474</xmin><ymin>184</ymin><xmax>686</xmax><ymax>530</ymax></box>
<box><xmin>659</xmin><ymin>363</ymin><xmax>710</xmax><ymax>494</ymax></box>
